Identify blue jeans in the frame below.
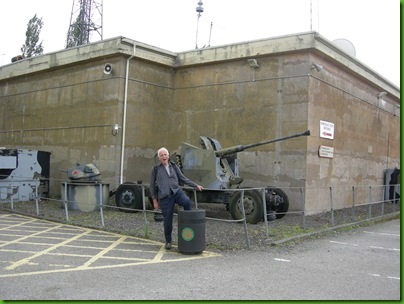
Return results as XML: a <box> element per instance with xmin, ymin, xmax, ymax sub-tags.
<box><xmin>159</xmin><ymin>188</ymin><xmax>192</xmax><ymax>243</ymax></box>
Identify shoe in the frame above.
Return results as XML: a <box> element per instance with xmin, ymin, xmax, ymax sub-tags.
<box><xmin>165</xmin><ymin>243</ymin><xmax>172</xmax><ymax>250</ymax></box>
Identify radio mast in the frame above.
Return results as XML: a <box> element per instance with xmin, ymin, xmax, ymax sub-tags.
<box><xmin>195</xmin><ymin>1</ymin><xmax>204</xmax><ymax>49</ymax></box>
<box><xmin>66</xmin><ymin>0</ymin><xmax>103</xmax><ymax>48</ymax></box>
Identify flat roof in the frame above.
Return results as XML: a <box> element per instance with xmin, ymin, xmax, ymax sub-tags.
<box><xmin>0</xmin><ymin>32</ymin><xmax>399</xmax><ymax>98</ymax></box>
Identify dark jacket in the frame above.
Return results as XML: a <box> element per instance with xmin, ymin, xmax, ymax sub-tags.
<box><xmin>150</xmin><ymin>162</ymin><xmax>197</xmax><ymax>200</ymax></box>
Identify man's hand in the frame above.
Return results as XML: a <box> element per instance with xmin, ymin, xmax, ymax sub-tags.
<box><xmin>152</xmin><ymin>199</ymin><xmax>159</xmax><ymax>210</ymax></box>
<box><xmin>195</xmin><ymin>185</ymin><xmax>203</xmax><ymax>191</ymax></box>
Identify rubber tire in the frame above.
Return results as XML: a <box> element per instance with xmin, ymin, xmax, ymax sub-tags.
<box><xmin>229</xmin><ymin>190</ymin><xmax>263</xmax><ymax>224</ymax></box>
<box><xmin>265</xmin><ymin>187</ymin><xmax>289</xmax><ymax>219</ymax></box>
<box><xmin>115</xmin><ymin>183</ymin><xmax>143</xmax><ymax>212</ymax></box>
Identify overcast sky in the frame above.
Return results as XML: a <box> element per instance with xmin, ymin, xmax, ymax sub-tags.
<box><xmin>0</xmin><ymin>0</ymin><xmax>400</xmax><ymax>87</ymax></box>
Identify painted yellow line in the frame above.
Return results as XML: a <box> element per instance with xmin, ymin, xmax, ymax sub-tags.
<box><xmin>0</xmin><ymin>213</ymin><xmax>221</xmax><ymax>278</ymax></box>
<box><xmin>0</xmin><ymin>251</ymin><xmax>220</xmax><ymax>278</ymax></box>
<box><xmin>0</xmin><ymin>221</ymin><xmax>65</xmax><ymax>249</ymax></box>
<box><xmin>152</xmin><ymin>245</ymin><xmax>167</xmax><ymax>262</ymax></box>
<box><xmin>5</xmin><ymin>228</ymin><xmax>93</xmax><ymax>270</ymax></box>
<box><xmin>80</xmin><ymin>235</ymin><xmax>128</xmax><ymax>269</ymax></box>
<box><xmin>0</xmin><ymin>218</ymin><xmax>37</xmax><ymax>231</ymax></box>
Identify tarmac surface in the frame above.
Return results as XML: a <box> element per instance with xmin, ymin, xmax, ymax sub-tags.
<box><xmin>0</xmin><ymin>212</ymin><xmax>219</xmax><ymax>277</ymax></box>
<box><xmin>0</xmin><ymin>210</ymin><xmax>400</xmax><ymax>300</ymax></box>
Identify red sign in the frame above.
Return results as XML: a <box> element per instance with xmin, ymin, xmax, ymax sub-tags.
<box><xmin>320</xmin><ymin>120</ymin><xmax>334</xmax><ymax>140</ymax></box>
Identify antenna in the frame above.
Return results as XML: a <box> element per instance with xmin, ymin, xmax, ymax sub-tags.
<box><xmin>195</xmin><ymin>1</ymin><xmax>204</xmax><ymax>49</ymax></box>
<box><xmin>317</xmin><ymin>0</ymin><xmax>320</xmax><ymax>32</ymax></box>
<box><xmin>310</xmin><ymin>0</ymin><xmax>320</xmax><ymax>32</ymax></box>
<box><xmin>310</xmin><ymin>0</ymin><xmax>312</xmax><ymax>31</ymax></box>
<box><xmin>207</xmin><ymin>22</ymin><xmax>213</xmax><ymax>47</ymax></box>
<box><xmin>66</xmin><ymin>0</ymin><xmax>103</xmax><ymax>48</ymax></box>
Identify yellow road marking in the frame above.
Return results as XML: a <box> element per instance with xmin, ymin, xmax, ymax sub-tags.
<box><xmin>0</xmin><ymin>218</ymin><xmax>38</xmax><ymax>231</ymax></box>
<box><xmin>80</xmin><ymin>235</ymin><xmax>128</xmax><ymax>269</ymax></box>
<box><xmin>5</xmin><ymin>228</ymin><xmax>93</xmax><ymax>270</ymax></box>
<box><xmin>0</xmin><ymin>213</ymin><xmax>220</xmax><ymax>278</ymax></box>
<box><xmin>152</xmin><ymin>245</ymin><xmax>167</xmax><ymax>262</ymax></box>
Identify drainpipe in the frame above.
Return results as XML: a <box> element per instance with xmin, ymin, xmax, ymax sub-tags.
<box><xmin>120</xmin><ymin>40</ymin><xmax>137</xmax><ymax>185</ymax></box>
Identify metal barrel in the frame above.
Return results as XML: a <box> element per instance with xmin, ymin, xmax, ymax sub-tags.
<box><xmin>215</xmin><ymin>130</ymin><xmax>310</xmax><ymax>157</ymax></box>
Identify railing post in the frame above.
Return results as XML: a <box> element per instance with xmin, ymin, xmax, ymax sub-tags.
<box><xmin>381</xmin><ymin>184</ymin><xmax>385</xmax><ymax>215</ymax></box>
<box><xmin>99</xmin><ymin>183</ymin><xmax>105</xmax><ymax>227</ymax></box>
<box><xmin>368</xmin><ymin>185</ymin><xmax>372</xmax><ymax>219</ymax></box>
<box><xmin>141</xmin><ymin>184</ymin><xmax>149</xmax><ymax>238</ymax></box>
<box><xmin>193</xmin><ymin>188</ymin><xmax>198</xmax><ymax>209</ymax></box>
<box><xmin>262</xmin><ymin>188</ymin><xmax>269</xmax><ymax>240</ymax></box>
<box><xmin>392</xmin><ymin>185</ymin><xmax>396</xmax><ymax>212</ymax></box>
<box><xmin>351</xmin><ymin>186</ymin><xmax>355</xmax><ymax>222</ymax></box>
<box><xmin>240</xmin><ymin>190</ymin><xmax>250</xmax><ymax>249</ymax></box>
<box><xmin>389</xmin><ymin>183</ymin><xmax>397</xmax><ymax>212</ymax></box>
<box><xmin>10</xmin><ymin>176</ymin><xmax>14</xmax><ymax>210</ymax></box>
<box><xmin>329</xmin><ymin>186</ymin><xmax>334</xmax><ymax>226</ymax></box>
<box><xmin>300</xmin><ymin>187</ymin><xmax>306</xmax><ymax>230</ymax></box>
<box><xmin>63</xmin><ymin>181</ymin><xmax>69</xmax><ymax>221</ymax></box>
<box><xmin>35</xmin><ymin>184</ymin><xmax>39</xmax><ymax>216</ymax></box>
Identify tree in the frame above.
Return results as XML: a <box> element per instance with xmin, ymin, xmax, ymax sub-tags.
<box><xmin>21</xmin><ymin>14</ymin><xmax>44</xmax><ymax>58</ymax></box>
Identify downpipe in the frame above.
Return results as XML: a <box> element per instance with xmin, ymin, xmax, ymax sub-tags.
<box><xmin>120</xmin><ymin>41</ymin><xmax>137</xmax><ymax>185</ymax></box>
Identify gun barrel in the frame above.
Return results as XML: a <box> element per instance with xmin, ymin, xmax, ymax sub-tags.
<box><xmin>215</xmin><ymin>130</ymin><xmax>310</xmax><ymax>157</ymax></box>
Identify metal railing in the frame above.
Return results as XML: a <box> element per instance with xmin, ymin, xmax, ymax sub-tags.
<box><xmin>0</xmin><ymin>177</ymin><xmax>400</xmax><ymax>250</ymax></box>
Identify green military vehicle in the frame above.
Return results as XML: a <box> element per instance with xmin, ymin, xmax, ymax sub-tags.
<box><xmin>115</xmin><ymin>130</ymin><xmax>310</xmax><ymax>224</ymax></box>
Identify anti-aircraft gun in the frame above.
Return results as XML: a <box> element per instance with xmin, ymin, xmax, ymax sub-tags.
<box><xmin>114</xmin><ymin>130</ymin><xmax>310</xmax><ymax>224</ymax></box>
<box><xmin>175</xmin><ymin>130</ymin><xmax>310</xmax><ymax>224</ymax></box>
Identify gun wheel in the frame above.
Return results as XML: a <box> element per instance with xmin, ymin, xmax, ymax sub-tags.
<box><xmin>265</xmin><ymin>187</ymin><xmax>289</xmax><ymax>219</ymax></box>
<box><xmin>115</xmin><ymin>183</ymin><xmax>143</xmax><ymax>212</ymax></box>
<box><xmin>229</xmin><ymin>190</ymin><xmax>263</xmax><ymax>224</ymax></box>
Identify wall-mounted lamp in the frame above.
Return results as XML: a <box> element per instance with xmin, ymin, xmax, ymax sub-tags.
<box><xmin>247</xmin><ymin>58</ymin><xmax>259</xmax><ymax>69</ymax></box>
<box><xmin>377</xmin><ymin>92</ymin><xmax>387</xmax><ymax>108</ymax></box>
<box><xmin>104</xmin><ymin>63</ymin><xmax>112</xmax><ymax>75</ymax></box>
<box><xmin>311</xmin><ymin>63</ymin><xmax>324</xmax><ymax>72</ymax></box>
<box><xmin>112</xmin><ymin>124</ymin><xmax>120</xmax><ymax>136</ymax></box>
<box><xmin>394</xmin><ymin>104</ymin><xmax>400</xmax><ymax>117</ymax></box>
<box><xmin>247</xmin><ymin>59</ymin><xmax>259</xmax><ymax>82</ymax></box>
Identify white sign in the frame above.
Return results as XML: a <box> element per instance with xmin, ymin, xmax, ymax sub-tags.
<box><xmin>318</xmin><ymin>145</ymin><xmax>334</xmax><ymax>158</ymax></box>
<box><xmin>320</xmin><ymin>120</ymin><xmax>334</xmax><ymax>140</ymax></box>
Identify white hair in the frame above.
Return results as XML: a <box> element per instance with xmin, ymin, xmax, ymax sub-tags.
<box><xmin>157</xmin><ymin>147</ymin><xmax>169</xmax><ymax>156</ymax></box>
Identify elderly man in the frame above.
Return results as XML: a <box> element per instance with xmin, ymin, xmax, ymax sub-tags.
<box><xmin>150</xmin><ymin>147</ymin><xmax>203</xmax><ymax>250</ymax></box>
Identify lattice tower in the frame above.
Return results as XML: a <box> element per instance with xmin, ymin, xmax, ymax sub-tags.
<box><xmin>66</xmin><ymin>0</ymin><xmax>103</xmax><ymax>48</ymax></box>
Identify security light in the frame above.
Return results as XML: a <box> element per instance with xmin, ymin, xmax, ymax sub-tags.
<box><xmin>311</xmin><ymin>63</ymin><xmax>323</xmax><ymax>72</ymax></box>
<box><xmin>247</xmin><ymin>59</ymin><xmax>259</xmax><ymax>68</ymax></box>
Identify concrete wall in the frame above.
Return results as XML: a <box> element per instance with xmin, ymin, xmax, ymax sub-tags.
<box><xmin>0</xmin><ymin>33</ymin><xmax>400</xmax><ymax>214</ymax></box>
<box><xmin>305</xmin><ymin>52</ymin><xmax>400</xmax><ymax>213</ymax></box>
<box><xmin>0</xmin><ymin>55</ymin><xmax>123</xmax><ymax>190</ymax></box>
<box><xmin>171</xmin><ymin>52</ymin><xmax>311</xmax><ymax>210</ymax></box>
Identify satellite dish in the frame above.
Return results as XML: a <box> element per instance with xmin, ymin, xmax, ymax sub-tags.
<box><xmin>332</xmin><ymin>38</ymin><xmax>356</xmax><ymax>57</ymax></box>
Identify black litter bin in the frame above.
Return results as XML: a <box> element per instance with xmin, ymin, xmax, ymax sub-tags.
<box><xmin>178</xmin><ymin>209</ymin><xmax>205</xmax><ymax>254</ymax></box>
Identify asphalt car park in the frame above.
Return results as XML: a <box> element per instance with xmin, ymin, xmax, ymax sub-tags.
<box><xmin>0</xmin><ymin>210</ymin><xmax>399</xmax><ymax>300</ymax></box>
<box><xmin>0</xmin><ymin>212</ymin><xmax>220</xmax><ymax>279</ymax></box>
